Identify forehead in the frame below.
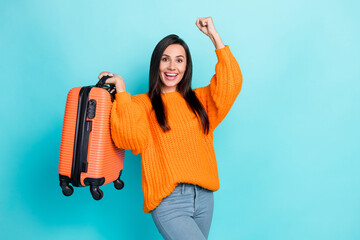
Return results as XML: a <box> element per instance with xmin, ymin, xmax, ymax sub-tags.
<box><xmin>163</xmin><ymin>44</ymin><xmax>186</xmax><ymax>57</ymax></box>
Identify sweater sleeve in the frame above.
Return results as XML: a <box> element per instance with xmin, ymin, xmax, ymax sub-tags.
<box><xmin>110</xmin><ymin>92</ymin><xmax>150</xmax><ymax>155</ymax></box>
<box><xmin>195</xmin><ymin>45</ymin><xmax>243</xmax><ymax>131</ymax></box>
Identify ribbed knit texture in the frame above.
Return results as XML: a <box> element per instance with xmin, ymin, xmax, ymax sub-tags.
<box><xmin>110</xmin><ymin>45</ymin><xmax>242</xmax><ymax>213</ymax></box>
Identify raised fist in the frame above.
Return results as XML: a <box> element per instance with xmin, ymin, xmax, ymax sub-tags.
<box><xmin>195</xmin><ymin>17</ymin><xmax>218</xmax><ymax>37</ymax></box>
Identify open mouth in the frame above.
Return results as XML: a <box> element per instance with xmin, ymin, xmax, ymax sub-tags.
<box><xmin>164</xmin><ymin>72</ymin><xmax>178</xmax><ymax>81</ymax></box>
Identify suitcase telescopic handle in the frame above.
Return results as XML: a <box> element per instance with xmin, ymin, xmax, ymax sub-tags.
<box><xmin>95</xmin><ymin>76</ymin><xmax>112</xmax><ymax>88</ymax></box>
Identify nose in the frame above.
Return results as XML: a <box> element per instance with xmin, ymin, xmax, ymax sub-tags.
<box><xmin>167</xmin><ymin>60</ymin><xmax>176</xmax><ymax>70</ymax></box>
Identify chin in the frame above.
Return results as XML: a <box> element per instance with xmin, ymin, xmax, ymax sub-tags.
<box><xmin>161</xmin><ymin>78</ymin><xmax>180</xmax><ymax>88</ymax></box>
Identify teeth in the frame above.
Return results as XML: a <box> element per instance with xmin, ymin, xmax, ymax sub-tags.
<box><xmin>166</xmin><ymin>73</ymin><xmax>177</xmax><ymax>76</ymax></box>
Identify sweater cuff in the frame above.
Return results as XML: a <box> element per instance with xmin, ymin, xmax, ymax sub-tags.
<box><xmin>215</xmin><ymin>45</ymin><xmax>231</xmax><ymax>60</ymax></box>
<box><xmin>115</xmin><ymin>92</ymin><xmax>131</xmax><ymax>104</ymax></box>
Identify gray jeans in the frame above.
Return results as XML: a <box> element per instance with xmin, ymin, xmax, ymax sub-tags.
<box><xmin>151</xmin><ymin>183</ymin><xmax>214</xmax><ymax>240</ymax></box>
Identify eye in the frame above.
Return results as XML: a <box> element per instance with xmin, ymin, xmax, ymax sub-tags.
<box><xmin>161</xmin><ymin>57</ymin><xmax>168</xmax><ymax>62</ymax></box>
<box><xmin>177</xmin><ymin>59</ymin><xmax>183</xmax><ymax>63</ymax></box>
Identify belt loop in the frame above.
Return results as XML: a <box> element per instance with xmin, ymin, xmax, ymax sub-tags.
<box><xmin>182</xmin><ymin>183</ymin><xmax>185</xmax><ymax>194</ymax></box>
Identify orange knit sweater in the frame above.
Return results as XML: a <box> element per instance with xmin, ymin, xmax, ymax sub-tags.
<box><xmin>110</xmin><ymin>45</ymin><xmax>242</xmax><ymax>213</ymax></box>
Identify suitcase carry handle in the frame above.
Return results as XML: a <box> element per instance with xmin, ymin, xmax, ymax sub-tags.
<box><xmin>95</xmin><ymin>76</ymin><xmax>112</xmax><ymax>88</ymax></box>
<box><xmin>95</xmin><ymin>76</ymin><xmax>117</xmax><ymax>101</ymax></box>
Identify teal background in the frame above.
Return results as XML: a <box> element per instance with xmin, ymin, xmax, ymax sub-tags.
<box><xmin>1</xmin><ymin>0</ymin><xmax>359</xmax><ymax>239</ymax></box>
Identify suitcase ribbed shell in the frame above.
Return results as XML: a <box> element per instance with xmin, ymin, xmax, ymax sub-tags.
<box><xmin>59</xmin><ymin>86</ymin><xmax>124</xmax><ymax>187</ymax></box>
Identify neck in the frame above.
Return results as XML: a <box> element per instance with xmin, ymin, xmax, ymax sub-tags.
<box><xmin>161</xmin><ymin>87</ymin><xmax>178</xmax><ymax>94</ymax></box>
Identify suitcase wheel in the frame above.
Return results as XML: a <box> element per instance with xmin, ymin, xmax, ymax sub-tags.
<box><xmin>114</xmin><ymin>179</ymin><xmax>125</xmax><ymax>190</ymax></box>
<box><xmin>61</xmin><ymin>184</ymin><xmax>74</xmax><ymax>197</ymax></box>
<box><xmin>90</xmin><ymin>185</ymin><xmax>103</xmax><ymax>200</ymax></box>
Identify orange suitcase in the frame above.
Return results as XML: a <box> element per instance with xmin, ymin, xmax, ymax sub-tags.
<box><xmin>59</xmin><ymin>77</ymin><xmax>124</xmax><ymax>200</ymax></box>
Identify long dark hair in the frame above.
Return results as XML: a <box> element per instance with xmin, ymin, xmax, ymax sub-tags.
<box><xmin>149</xmin><ymin>34</ymin><xmax>209</xmax><ymax>135</ymax></box>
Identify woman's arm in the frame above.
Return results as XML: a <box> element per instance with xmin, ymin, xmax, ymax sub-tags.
<box><xmin>195</xmin><ymin>17</ymin><xmax>243</xmax><ymax>131</ymax></box>
<box><xmin>110</xmin><ymin>93</ymin><xmax>149</xmax><ymax>155</ymax></box>
<box><xmin>98</xmin><ymin>72</ymin><xmax>149</xmax><ymax>155</ymax></box>
<box><xmin>196</xmin><ymin>17</ymin><xmax>225</xmax><ymax>49</ymax></box>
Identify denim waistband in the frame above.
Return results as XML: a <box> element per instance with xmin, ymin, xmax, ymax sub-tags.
<box><xmin>176</xmin><ymin>183</ymin><xmax>206</xmax><ymax>194</ymax></box>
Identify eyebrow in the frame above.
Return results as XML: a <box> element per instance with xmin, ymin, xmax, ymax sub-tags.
<box><xmin>162</xmin><ymin>54</ymin><xmax>185</xmax><ymax>58</ymax></box>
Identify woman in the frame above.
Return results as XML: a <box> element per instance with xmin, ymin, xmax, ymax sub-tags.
<box><xmin>98</xmin><ymin>17</ymin><xmax>242</xmax><ymax>240</ymax></box>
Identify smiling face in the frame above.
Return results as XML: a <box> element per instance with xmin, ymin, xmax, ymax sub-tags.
<box><xmin>159</xmin><ymin>44</ymin><xmax>187</xmax><ymax>93</ymax></box>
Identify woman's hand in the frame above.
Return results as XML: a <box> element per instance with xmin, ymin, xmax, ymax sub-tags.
<box><xmin>196</xmin><ymin>17</ymin><xmax>225</xmax><ymax>49</ymax></box>
<box><xmin>98</xmin><ymin>72</ymin><xmax>126</xmax><ymax>93</ymax></box>
<box><xmin>196</xmin><ymin>17</ymin><xmax>218</xmax><ymax>37</ymax></box>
